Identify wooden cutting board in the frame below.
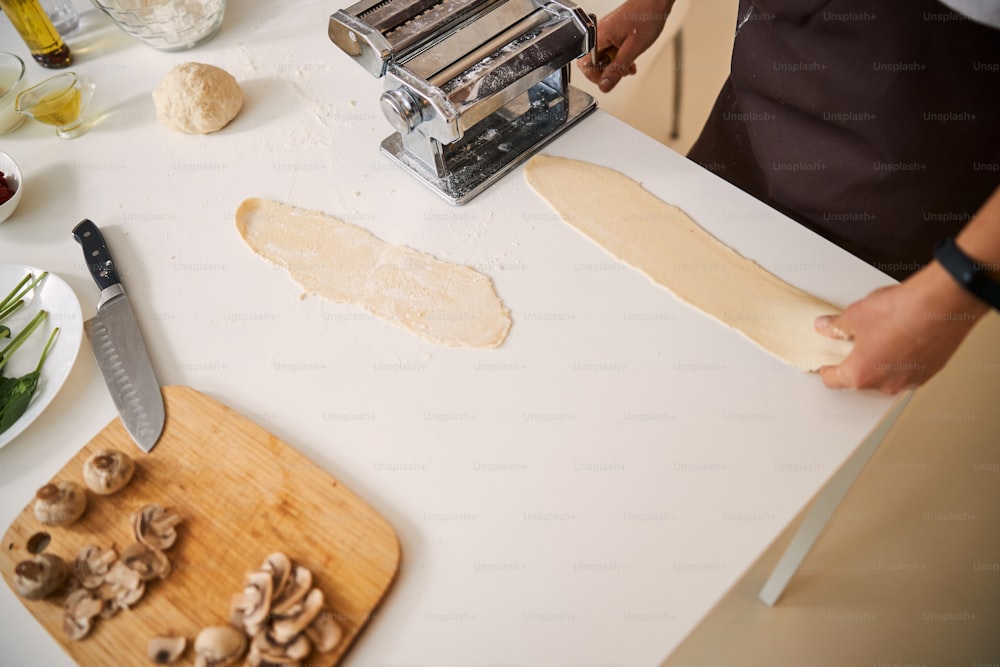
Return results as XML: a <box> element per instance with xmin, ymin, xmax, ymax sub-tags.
<box><xmin>0</xmin><ymin>385</ymin><xmax>400</xmax><ymax>666</ymax></box>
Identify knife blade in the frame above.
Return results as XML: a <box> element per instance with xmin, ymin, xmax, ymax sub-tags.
<box><xmin>72</xmin><ymin>219</ymin><xmax>164</xmax><ymax>452</ymax></box>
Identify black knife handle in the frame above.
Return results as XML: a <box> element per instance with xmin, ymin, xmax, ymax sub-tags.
<box><xmin>73</xmin><ymin>219</ymin><xmax>122</xmax><ymax>292</ymax></box>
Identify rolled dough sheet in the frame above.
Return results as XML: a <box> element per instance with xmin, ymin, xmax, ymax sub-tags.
<box><xmin>524</xmin><ymin>155</ymin><xmax>852</xmax><ymax>371</ymax></box>
<box><xmin>235</xmin><ymin>198</ymin><xmax>512</xmax><ymax>348</ymax></box>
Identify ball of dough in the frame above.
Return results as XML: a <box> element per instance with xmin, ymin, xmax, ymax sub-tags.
<box><xmin>152</xmin><ymin>62</ymin><xmax>242</xmax><ymax>134</ymax></box>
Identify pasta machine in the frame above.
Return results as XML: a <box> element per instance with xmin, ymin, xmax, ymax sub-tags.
<box><xmin>329</xmin><ymin>0</ymin><xmax>598</xmax><ymax>204</ymax></box>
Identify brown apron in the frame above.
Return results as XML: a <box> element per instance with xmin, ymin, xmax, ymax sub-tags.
<box><xmin>686</xmin><ymin>0</ymin><xmax>1000</xmax><ymax>279</ymax></box>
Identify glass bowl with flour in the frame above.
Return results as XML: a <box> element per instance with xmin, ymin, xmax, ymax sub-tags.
<box><xmin>92</xmin><ymin>0</ymin><xmax>226</xmax><ymax>51</ymax></box>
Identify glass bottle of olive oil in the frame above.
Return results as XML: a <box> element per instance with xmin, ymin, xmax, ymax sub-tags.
<box><xmin>0</xmin><ymin>0</ymin><xmax>72</xmax><ymax>68</ymax></box>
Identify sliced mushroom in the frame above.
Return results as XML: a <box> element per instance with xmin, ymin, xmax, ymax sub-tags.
<box><xmin>132</xmin><ymin>504</ymin><xmax>182</xmax><ymax>550</ymax></box>
<box><xmin>147</xmin><ymin>635</ymin><xmax>187</xmax><ymax>664</ymax></box>
<box><xmin>63</xmin><ymin>588</ymin><xmax>103</xmax><ymax>640</ymax></box>
<box><xmin>74</xmin><ymin>544</ymin><xmax>118</xmax><ymax>589</ymax></box>
<box><xmin>33</xmin><ymin>481</ymin><xmax>87</xmax><ymax>526</ymax></box>
<box><xmin>271</xmin><ymin>586</ymin><xmax>324</xmax><ymax>644</ymax></box>
<box><xmin>270</xmin><ymin>564</ymin><xmax>312</xmax><ymax>616</ymax></box>
<box><xmin>82</xmin><ymin>448</ymin><xmax>136</xmax><ymax>494</ymax></box>
<box><xmin>232</xmin><ymin>570</ymin><xmax>273</xmax><ymax>637</ymax></box>
<box><xmin>251</xmin><ymin>629</ymin><xmax>311</xmax><ymax>664</ymax></box>
<box><xmin>14</xmin><ymin>553</ymin><xmax>69</xmax><ymax>600</ymax></box>
<box><xmin>101</xmin><ymin>560</ymin><xmax>145</xmax><ymax>609</ymax></box>
<box><xmin>260</xmin><ymin>552</ymin><xmax>291</xmax><ymax>598</ymax></box>
<box><xmin>193</xmin><ymin>625</ymin><xmax>246</xmax><ymax>667</ymax></box>
<box><xmin>305</xmin><ymin>610</ymin><xmax>343</xmax><ymax>653</ymax></box>
<box><xmin>121</xmin><ymin>543</ymin><xmax>172</xmax><ymax>581</ymax></box>
<box><xmin>97</xmin><ymin>589</ymin><xmax>121</xmax><ymax>619</ymax></box>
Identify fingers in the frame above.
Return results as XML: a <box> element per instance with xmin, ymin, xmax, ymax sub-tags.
<box><xmin>818</xmin><ymin>363</ymin><xmax>851</xmax><ymax>390</ymax></box>
<box><xmin>597</xmin><ymin>45</ymin><xmax>641</xmax><ymax>92</ymax></box>
<box><xmin>580</xmin><ymin>50</ymin><xmax>631</xmax><ymax>92</ymax></box>
<box><xmin>814</xmin><ymin>313</ymin><xmax>854</xmax><ymax>341</ymax></box>
<box><xmin>576</xmin><ymin>58</ymin><xmax>604</xmax><ymax>86</ymax></box>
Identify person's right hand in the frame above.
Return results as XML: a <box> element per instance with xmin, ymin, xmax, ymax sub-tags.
<box><xmin>577</xmin><ymin>0</ymin><xmax>675</xmax><ymax>92</ymax></box>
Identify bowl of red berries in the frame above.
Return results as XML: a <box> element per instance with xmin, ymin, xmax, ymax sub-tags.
<box><xmin>0</xmin><ymin>151</ymin><xmax>22</xmax><ymax>224</ymax></box>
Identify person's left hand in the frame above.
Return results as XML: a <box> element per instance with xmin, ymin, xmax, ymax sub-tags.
<box><xmin>814</xmin><ymin>263</ymin><xmax>987</xmax><ymax>393</ymax></box>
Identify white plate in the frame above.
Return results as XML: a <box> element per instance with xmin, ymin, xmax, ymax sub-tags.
<box><xmin>0</xmin><ymin>264</ymin><xmax>83</xmax><ymax>448</ymax></box>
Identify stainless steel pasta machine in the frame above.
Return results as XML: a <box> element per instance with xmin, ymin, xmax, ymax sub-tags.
<box><xmin>330</xmin><ymin>0</ymin><xmax>598</xmax><ymax>204</ymax></box>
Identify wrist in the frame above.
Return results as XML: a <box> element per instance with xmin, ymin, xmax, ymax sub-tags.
<box><xmin>912</xmin><ymin>257</ymin><xmax>989</xmax><ymax>328</ymax></box>
<box><xmin>932</xmin><ymin>237</ymin><xmax>1000</xmax><ymax>313</ymax></box>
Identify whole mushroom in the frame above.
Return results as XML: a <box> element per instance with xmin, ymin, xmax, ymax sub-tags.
<box><xmin>33</xmin><ymin>481</ymin><xmax>87</xmax><ymax>526</ymax></box>
<box><xmin>14</xmin><ymin>553</ymin><xmax>69</xmax><ymax>600</ymax></box>
<box><xmin>83</xmin><ymin>449</ymin><xmax>135</xmax><ymax>494</ymax></box>
<box><xmin>193</xmin><ymin>625</ymin><xmax>246</xmax><ymax>667</ymax></box>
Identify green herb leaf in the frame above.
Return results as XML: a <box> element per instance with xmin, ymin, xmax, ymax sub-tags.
<box><xmin>0</xmin><ymin>327</ymin><xmax>59</xmax><ymax>435</ymax></box>
<box><xmin>0</xmin><ymin>371</ymin><xmax>40</xmax><ymax>434</ymax></box>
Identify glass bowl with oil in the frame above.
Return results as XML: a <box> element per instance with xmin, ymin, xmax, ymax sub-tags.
<box><xmin>91</xmin><ymin>0</ymin><xmax>226</xmax><ymax>51</ymax></box>
<box><xmin>0</xmin><ymin>53</ymin><xmax>28</xmax><ymax>134</ymax></box>
<box><xmin>15</xmin><ymin>72</ymin><xmax>95</xmax><ymax>139</ymax></box>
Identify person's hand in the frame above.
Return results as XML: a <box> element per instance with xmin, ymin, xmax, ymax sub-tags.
<box><xmin>577</xmin><ymin>0</ymin><xmax>675</xmax><ymax>92</ymax></box>
<box><xmin>814</xmin><ymin>263</ymin><xmax>988</xmax><ymax>394</ymax></box>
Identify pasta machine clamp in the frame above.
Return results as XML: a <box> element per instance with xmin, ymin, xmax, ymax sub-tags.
<box><xmin>330</xmin><ymin>0</ymin><xmax>598</xmax><ymax>204</ymax></box>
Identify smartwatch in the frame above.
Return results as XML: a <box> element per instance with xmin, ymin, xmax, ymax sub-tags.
<box><xmin>933</xmin><ymin>237</ymin><xmax>1000</xmax><ymax>312</ymax></box>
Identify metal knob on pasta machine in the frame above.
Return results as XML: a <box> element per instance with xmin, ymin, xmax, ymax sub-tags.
<box><xmin>330</xmin><ymin>0</ymin><xmax>598</xmax><ymax>204</ymax></box>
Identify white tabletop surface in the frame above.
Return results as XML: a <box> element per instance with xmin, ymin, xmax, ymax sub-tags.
<box><xmin>0</xmin><ymin>1</ymin><xmax>897</xmax><ymax>665</ymax></box>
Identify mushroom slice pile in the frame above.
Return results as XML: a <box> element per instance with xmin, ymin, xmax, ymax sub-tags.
<box><xmin>58</xmin><ymin>504</ymin><xmax>182</xmax><ymax>639</ymax></box>
<box><xmin>231</xmin><ymin>570</ymin><xmax>273</xmax><ymax>637</ymax></box>
<box><xmin>271</xmin><ymin>564</ymin><xmax>312</xmax><ymax>616</ymax></box>
<box><xmin>13</xmin><ymin>553</ymin><xmax>69</xmax><ymax>600</ymax></box>
<box><xmin>248</xmin><ymin>630</ymin><xmax>311</xmax><ymax>665</ymax></box>
<box><xmin>82</xmin><ymin>448</ymin><xmax>135</xmax><ymax>495</ymax></box>
<box><xmin>101</xmin><ymin>561</ymin><xmax>146</xmax><ymax>612</ymax></box>
<box><xmin>231</xmin><ymin>552</ymin><xmax>343</xmax><ymax>666</ymax></box>
<box><xmin>74</xmin><ymin>545</ymin><xmax>118</xmax><ymax>589</ymax></box>
<box><xmin>33</xmin><ymin>481</ymin><xmax>87</xmax><ymax>527</ymax></box>
<box><xmin>132</xmin><ymin>503</ymin><xmax>182</xmax><ymax>550</ymax></box>
<box><xmin>63</xmin><ymin>589</ymin><xmax>103</xmax><ymax>640</ymax></box>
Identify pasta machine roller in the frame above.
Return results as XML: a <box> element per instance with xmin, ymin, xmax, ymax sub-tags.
<box><xmin>329</xmin><ymin>0</ymin><xmax>598</xmax><ymax>204</ymax></box>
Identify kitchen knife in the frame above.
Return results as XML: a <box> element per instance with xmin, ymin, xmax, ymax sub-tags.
<box><xmin>72</xmin><ymin>219</ymin><xmax>164</xmax><ymax>452</ymax></box>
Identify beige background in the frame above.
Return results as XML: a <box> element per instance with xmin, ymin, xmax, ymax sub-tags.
<box><xmin>578</xmin><ymin>0</ymin><xmax>1000</xmax><ymax>663</ymax></box>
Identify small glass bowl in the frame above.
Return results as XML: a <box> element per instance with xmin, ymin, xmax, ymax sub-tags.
<box><xmin>0</xmin><ymin>53</ymin><xmax>28</xmax><ymax>135</ymax></box>
<box><xmin>90</xmin><ymin>0</ymin><xmax>226</xmax><ymax>51</ymax></box>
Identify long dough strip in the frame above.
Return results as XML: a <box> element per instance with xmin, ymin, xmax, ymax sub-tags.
<box><xmin>524</xmin><ymin>155</ymin><xmax>852</xmax><ymax>371</ymax></box>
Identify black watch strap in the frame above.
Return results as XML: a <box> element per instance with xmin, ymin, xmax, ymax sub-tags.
<box><xmin>934</xmin><ymin>238</ymin><xmax>1000</xmax><ymax>311</ymax></box>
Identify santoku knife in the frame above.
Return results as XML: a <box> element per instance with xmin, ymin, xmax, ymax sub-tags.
<box><xmin>73</xmin><ymin>219</ymin><xmax>164</xmax><ymax>452</ymax></box>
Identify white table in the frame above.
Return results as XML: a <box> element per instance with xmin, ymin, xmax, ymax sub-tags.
<box><xmin>0</xmin><ymin>2</ymin><xmax>897</xmax><ymax>664</ymax></box>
